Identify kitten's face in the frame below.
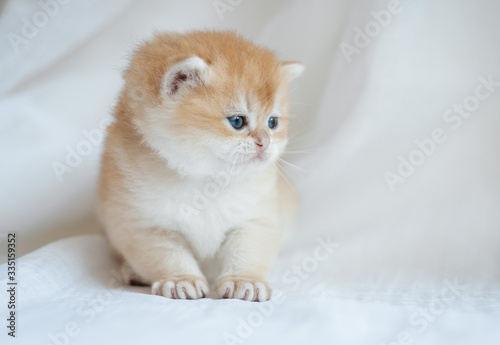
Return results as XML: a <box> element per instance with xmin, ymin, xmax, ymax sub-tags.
<box><xmin>162</xmin><ymin>76</ymin><xmax>292</xmax><ymax>177</ymax></box>
<box><xmin>127</xmin><ymin>33</ymin><xmax>303</xmax><ymax>178</ymax></box>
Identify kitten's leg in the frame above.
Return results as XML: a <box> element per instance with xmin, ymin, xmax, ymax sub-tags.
<box><xmin>215</xmin><ymin>220</ymin><xmax>282</xmax><ymax>302</ymax></box>
<box><xmin>114</xmin><ymin>228</ymin><xmax>208</xmax><ymax>299</ymax></box>
<box><xmin>120</xmin><ymin>261</ymin><xmax>151</xmax><ymax>286</ymax></box>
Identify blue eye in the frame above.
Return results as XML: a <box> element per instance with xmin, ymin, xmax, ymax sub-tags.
<box><xmin>227</xmin><ymin>116</ymin><xmax>245</xmax><ymax>129</ymax></box>
<box><xmin>268</xmin><ymin>117</ymin><xmax>278</xmax><ymax>129</ymax></box>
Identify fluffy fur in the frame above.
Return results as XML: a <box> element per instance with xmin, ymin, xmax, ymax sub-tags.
<box><xmin>98</xmin><ymin>31</ymin><xmax>303</xmax><ymax>301</ymax></box>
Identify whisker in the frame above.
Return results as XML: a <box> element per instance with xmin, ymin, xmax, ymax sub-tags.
<box><xmin>273</xmin><ymin>162</ymin><xmax>295</xmax><ymax>190</ymax></box>
<box><xmin>283</xmin><ymin>146</ymin><xmax>336</xmax><ymax>154</ymax></box>
<box><xmin>277</xmin><ymin>157</ymin><xmax>306</xmax><ymax>171</ymax></box>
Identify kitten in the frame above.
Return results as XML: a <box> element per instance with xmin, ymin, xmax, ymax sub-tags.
<box><xmin>98</xmin><ymin>31</ymin><xmax>303</xmax><ymax>301</ymax></box>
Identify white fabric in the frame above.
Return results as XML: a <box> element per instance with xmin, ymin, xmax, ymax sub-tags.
<box><xmin>1</xmin><ymin>0</ymin><xmax>500</xmax><ymax>344</ymax></box>
<box><xmin>2</xmin><ymin>234</ymin><xmax>500</xmax><ymax>345</ymax></box>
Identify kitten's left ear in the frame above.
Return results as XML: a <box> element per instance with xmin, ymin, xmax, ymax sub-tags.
<box><xmin>280</xmin><ymin>61</ymin><xmax>305</xmax><ymax>81</ymax></box>
<box><xmin>162</xmin><ymin>56</ymin><xmax>210</xmax><ymax>96</ymax></box>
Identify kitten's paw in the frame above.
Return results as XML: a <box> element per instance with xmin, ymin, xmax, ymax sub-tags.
<box><xmin>151</xmin><ymin>276</ymin><xmax>208</xmax><ymax>300</ymax></box>
<box><xmin>216</xmin><ymin>277</ymin><xmax>272</xmax><ymax>302</ymax></box>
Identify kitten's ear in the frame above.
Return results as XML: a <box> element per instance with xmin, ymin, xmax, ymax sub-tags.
<box><xmin>280</xmin><ymin>61</ymin><xmax>305</xmax><ymax>81</ymax></box>
<box><xmin>161</xmin><ymin>56</ymin><xmax>209</xmax><ymax>96</ymax></box>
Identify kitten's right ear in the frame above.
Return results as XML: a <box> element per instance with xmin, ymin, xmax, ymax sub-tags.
<box><xmin>280</xmin><ymin>61</ymin><xmax>305</xmax><ymax>82</ymax></box>
<box><xmin>161</xmin><ymin>56</ymin><xmax>209</xmax><ymax>96</ymax></box>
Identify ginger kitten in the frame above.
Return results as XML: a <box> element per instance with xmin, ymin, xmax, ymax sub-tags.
<box><xmin>98</xmin><ymin>31</ymin><xmax>303</xmax><ymax>301</ymax></box>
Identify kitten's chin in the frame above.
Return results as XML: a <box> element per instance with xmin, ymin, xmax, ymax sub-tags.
<box><xmin>205</xmin><ymin>154</ymin><xmax>273</xmax><ymax>179</ymax></box>
<box><xmin>249</xmin><ymin>152</ymin><xmax>266</xmax><ymax>163</ymax></box>
<box><xmin>167</xmin><ymin>156</ymin><xmax>265</xmax><ymax>180</ymax></box>
<box><xmin>165</xmin><ymin>147</ymin><xmax>279</xmax><ymax>179</ymax></box>
<box><xmin>239</xmin><ymin>154</ymin><xmax>278</xmax><ymax>172</ymax></box>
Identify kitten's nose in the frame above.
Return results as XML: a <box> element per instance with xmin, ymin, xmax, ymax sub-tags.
<box><xmin>254</xmin><ymin>129</ymin><xmax>270</xmax><ymax>152</ymax></box>
<box><xmin>255</xmin><ymin>142</ymin><xmax>265</xmax><ymax>153</ymax></box>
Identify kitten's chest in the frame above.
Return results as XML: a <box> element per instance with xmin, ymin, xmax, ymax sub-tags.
<box><xmin>136</xmin><ymin>171</ymin><xmax>273</xmax><ymax>257</ymax></box>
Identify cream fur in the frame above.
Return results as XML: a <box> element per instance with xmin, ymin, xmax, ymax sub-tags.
<box><xmin>98</xmin><ymin>31</ymin><xmax>302</xmax><ymax>301</ymax></box>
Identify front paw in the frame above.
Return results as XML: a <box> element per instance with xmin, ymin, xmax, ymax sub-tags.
<box><xmin>216</xmin><ymin>276</ymin><xmax>271</xmax><ymax>302</ymax></box>
<box><xmin>152</xmin><ymin>276</ymin><xmax>208</xmax><ymax>299</ymax></box>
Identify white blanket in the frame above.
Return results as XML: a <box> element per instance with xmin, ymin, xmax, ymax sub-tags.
<box><xmin>2</xmin><ymin>235</ymin><xmax>500</xmax><ymax>344</ymax></box>
<box><xmin>1</xmin><ymin>0</ymin><xmax>500</xmax><ymax>344</ymax></box>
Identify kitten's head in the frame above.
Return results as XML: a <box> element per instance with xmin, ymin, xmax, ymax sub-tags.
<box><xmin>123</xmin><ymin>31</ymin><xmax>303</xmax><ymax>178</ymax></box>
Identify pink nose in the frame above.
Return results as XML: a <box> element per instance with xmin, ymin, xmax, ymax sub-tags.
<box><xmin>254</xmin><ymin>130</ymin><xmax>270</xmax><ymax>152</ymax></box>
<box><xmin>255</xmin><ymin>142</ymin><xmax>264</xmax><ymax>153</ymax></box>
